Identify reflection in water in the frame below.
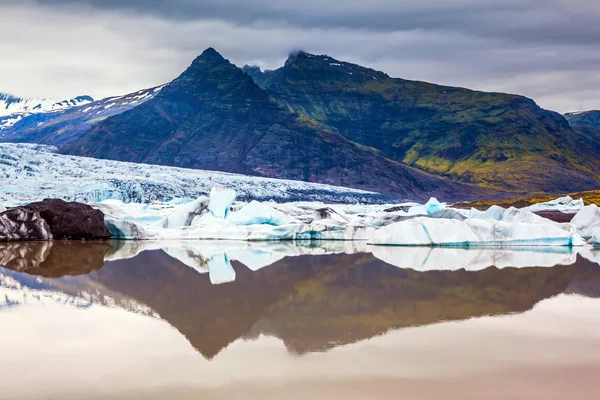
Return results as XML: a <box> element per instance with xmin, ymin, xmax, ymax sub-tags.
<box><xmin>1</xmin><ymin>240</ymin><xmax>600</xmax><ymax>359</ymax></box>
<box><xmin>2</xmin><ymin>241</ymin><xmax>600</xmax><ymax>399</ymax></box>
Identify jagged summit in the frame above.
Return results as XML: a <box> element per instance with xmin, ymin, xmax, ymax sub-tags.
<box><xmin>189</xmin><ymin>47</ymin><xmax>230</xmax><ymax>68</ymax></box>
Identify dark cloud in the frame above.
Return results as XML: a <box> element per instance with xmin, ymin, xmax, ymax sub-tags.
<box><xmin>0</xmin><ymin>0</ymin><xmax>598</xmax><ymax>113</ymax></box>
<box><xmin>24</xmin><ymin>0</ymin><xmax>600</xmax><ymax>45</ymax></box>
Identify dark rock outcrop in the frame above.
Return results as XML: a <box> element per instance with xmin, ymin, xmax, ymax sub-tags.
<box><xmin>0</xmin><ymin>208</ymin><xmax>53</xmax><ymax>241</ymax></box>
<box><xmin>22</xmin><ymin>199</ymin><xmax>112</xmax><ymax>240</ymax></box>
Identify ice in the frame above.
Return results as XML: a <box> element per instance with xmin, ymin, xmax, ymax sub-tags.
<box><xmin>208</xmin><ymin>187</ymin><xmax>236</xmax><ymax>219</ymax></box>
<box><xmin>0</xmin><ymin>143</ymin><xmax>390</xmax><ymax>205</ymax></box>
<box><xmin>155</xmin><ymin>197</ymin><xmax>209</xmax><ymax>228</ymax></box>
<box><xmin>368</xmin><ymin>217</ymin><xmax>585</xmax><ymax>247</ymax></box>
<box><xmin>104</xmin><ymin>218</ymin><xmax>150</xmax><ymax>240</ymax></box>
<box><xmin>570</xmin><ymin>204</ymin><xmax>600</xmax><ymax>238</ymax></box>
<box><xmin>312</xmin><ymin>207</ymin><xmax>351</xmax><ymax>224</ymax></box>
<box><xmin>0</xmin><ymin>204</ymin><xmax>6</xmax><ymax>213</ymax></box>
<box><xmin>522</xmin><ymin>196</ymin><xmax>584</xmax><ymax>213</ymax></box>
<box><xmin>227</xmin><ymin>201</ymin><xmax>299</xmax><ymax>226</ymax></box>
<box><xmin>471</xmin><ymin>205</ymin><xmax>554</xmax><ymax>224</ymax></box>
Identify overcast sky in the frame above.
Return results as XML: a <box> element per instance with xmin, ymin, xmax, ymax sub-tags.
<box><xmin>1</xmin><ymin>0</ymin><xmax>599</xmax><ymax>113</ymax></box>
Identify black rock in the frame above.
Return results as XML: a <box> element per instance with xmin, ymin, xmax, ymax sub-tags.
<box><xmin>22</xmin><ymin>199</ymin><xmax>112</xmax><ymax>240</ymax></box>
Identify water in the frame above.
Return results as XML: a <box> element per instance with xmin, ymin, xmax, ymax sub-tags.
<box><xmin>1</xmin><ymin>240</ymin><xmax>600</xmax><ymax>399</ymax></box>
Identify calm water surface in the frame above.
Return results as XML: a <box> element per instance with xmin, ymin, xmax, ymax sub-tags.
<box><xmin>1</xmin><ymin>240</ymin><xmax>600</xmax><ymax>400</ymax></box>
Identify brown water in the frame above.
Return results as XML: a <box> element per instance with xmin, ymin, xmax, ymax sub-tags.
<box><xmin>1</xmin><ymin>241</ymin><xmax>600</xmax><ymax>399</ymax></box>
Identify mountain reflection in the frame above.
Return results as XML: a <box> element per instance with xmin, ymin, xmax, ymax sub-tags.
<box><xmin>1</xmin><ymin>240</ymin><xmax>599</xmax><ymax>359</ymax></box>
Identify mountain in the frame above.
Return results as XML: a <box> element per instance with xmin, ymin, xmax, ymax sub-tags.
<box><xmin>0</xmin><ymin>87</ymin><xmax>162</xmax><ymax>147</ymax></box>
<box><xmin>244</xmin><ymin>51</ymin><xmax>600</xmax><ymax>194</ymax></box>
<box><xmin>565</xmin><ymin>110</ymin><xmax>600</xmax><ymax>130</ymax></box>
<box><xmin>0</xmin><ymin>92</ymin><xmax>93</xmax><ymax>130</ymax></box>
<box><xmin>61</xmin><ymin>48</ymin><xmax>491</xmax><ymax>200</ymax></box>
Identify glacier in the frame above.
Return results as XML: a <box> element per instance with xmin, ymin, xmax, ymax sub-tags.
<box><xmin>0</xmin><ymin>143</ymin><xmax>397</xmax><ymax>205</ymax></box>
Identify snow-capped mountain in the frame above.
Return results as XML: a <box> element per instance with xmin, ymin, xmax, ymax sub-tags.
<box><xmin>0</xmin><ymin>143</ymin><xmax>397</xmax><ymax>204</ymax></box>
<box><xmin>0</xmin><ymin>92</ymin><xmax>93</xmax><ymax>128</ymax></box>
<box><xmin>0</xmin><ymin>86</ymin><xmax>163</xmax><ymax>145</ymax></box>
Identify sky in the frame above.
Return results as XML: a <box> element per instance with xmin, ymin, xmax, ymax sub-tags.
<box><xmin>1</xmin><ymin>0</ymin><xmax>599</xmax><ymax>113</ymax></box>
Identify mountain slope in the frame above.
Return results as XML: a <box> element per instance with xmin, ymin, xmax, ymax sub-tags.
<box><xmin>61</xmin><ymin>48</ymin><xmax>491</xmax><ymax>200</ymax></box>
<box><xmin>0</xmin><ymin>92</ymin><xmax>93</xmax><ymax>118</ymax></box>
<box><xmin>1</xmin><ymin>87</ymin><xmax>162</xmax><ymax>147</ymax></box>
<box><xmin>245</xmin><ymin>52</ymin><xmax>600</xmax><ymax>194</ymax></box>
<box><xmin>1</xmin><ymin>92</ymin><xmax>93</xmax><ymax>132</ymax></box>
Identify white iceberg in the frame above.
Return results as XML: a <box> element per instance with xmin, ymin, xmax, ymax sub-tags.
<box><xmin>570</xmin><ymin>204</ymin><xmax>600</xmax><ymax>238</ymax></box>
<box><xmin>227</xmin><ymin>201</ymin><xmax>299</xmax><ymax>226</ymax></box>
<box><xmin>368</xmin><ymin>217</ymin><xmax>585</xmax><ymax>247</ymax></box>
<box><xmin>522</xmin><ymin>196</ymin><xmax>584</xmax><ymax>213</ymax></box>
<box><xmin>208</xmin><ymin>187</ymin><xmax>236</xmax><ymax>219</ymax></box>
<box><xmin>155</xmin><ymin>197</ymin><xmax>209</xmax><ymax>228</ymax></box>
<box><xmin>471</xmin><ymin>205</ymin><xmax>551</xmax><ymax>224</ymax></box>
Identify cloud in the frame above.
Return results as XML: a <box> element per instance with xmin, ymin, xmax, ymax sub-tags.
<box><xmin>0</xmin><ymin>0</ymin><xmax>598</xmax><ymax>113</ymax></box>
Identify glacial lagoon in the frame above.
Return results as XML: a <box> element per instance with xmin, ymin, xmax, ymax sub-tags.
<box><xmin>1</xmin><ymin>240</ymin><xmax>600</xmax><ymax>399</ymax></box>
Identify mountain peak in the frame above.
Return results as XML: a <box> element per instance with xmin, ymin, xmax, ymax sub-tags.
<box><xmin>191</xmin><ymin>47</ymin><xmax>228</xmax><ymax>67</ymax></box>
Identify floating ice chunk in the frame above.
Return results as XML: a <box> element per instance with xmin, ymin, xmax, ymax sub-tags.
<box><xmin>473</xmin><ymin>205</ymin><xmax>551</xmax><ymax>224</ymax></box>
<box><xmin>424</xmin><ymin>197</ymin><xmax>445</xmax><ymax>214</ymax></box>
<box><xmin>227</xmin><ymin>201</ymin><xmax>299</xmax><ymax>226</ymax></box>
<box><xmin>571</xmin><ymin>204</ymin><xmax>600</xmax><ymax>238</ymax></box>
<box><xmin>404</xmin><ymin>198</ymin><xmax>445</xmax><ymax>216</ymax></box>
<box><xmin>155</xmin><ymin>196</ymin><xmax>209</xmax><ymax>228</ymax></box>
<box><xmin>368</xmin><ymin>217</ymin><xmax>585</xmax><ymax>247</ymax></box>
<box><xmin>523</xmin><ymin>196</ymin><xmax>584</xmax><ymax>213</ymax></box>
<box><xmin>104</xmin><ymin>218</ymin><xmax>150</xmax><ymax>240</ymax></box>
<box><xmin>208</xmin><ymin>253</ymin><xmax>236</xmax><ymax>285</ymax></box>
<box><xmin>208</xmin><ymin>187</ymin><xmax>236</xmax><ymax>219</ymax></box>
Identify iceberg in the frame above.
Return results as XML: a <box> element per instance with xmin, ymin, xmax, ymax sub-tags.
<box><xmin>522</xmin><ymin>196</ymin><xmax>584</xmax><ymax>213</ymax></box>
<box><xmin>570</xmin><ymin>204</ymin><xmax>600</xmax><ymax>238</ymax></box>
<box><xmin>227</xmin><ymin>201</ymin><xmax>299</xmax><ymax>226</ymax></box>
<box><xmin>208</xmin><ymin>187</ymin><xmax>236</xmax><ymax>219</ymax></box>
<box><xmin>155</xmin><ymin>197</ymin><xmax>209</xmax><ymax>228</ymax></box>
<box><xmin>471</xmin><ymin>205</ymin><xmax>551</xmax><ymax>224</ymax></box>
<box><xmin>424</xmin><ymin>197</ymin><xmax>445</xmax><ymax>214</ymax></box>
<box><xmin>368</xmin><ymin>217</ymin><xmax>585</xmax><ymax>247</ymax></box>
